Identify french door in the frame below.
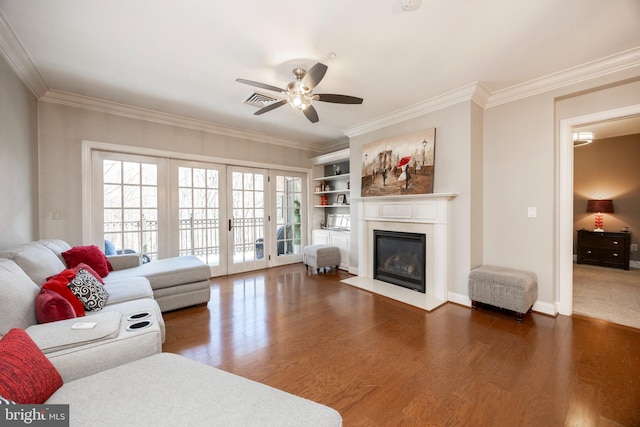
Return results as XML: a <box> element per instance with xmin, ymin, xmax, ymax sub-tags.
<box><xmin>91</xmin><ymin>151</ymin><xmax>305</xmax><ymax>276</ymax></box>
<box><xmin>174</xmin><ymin>161</ymin><xmax>227</xmax><ymax>277</ymax></box>
<box><xmin>226</xmin><ymin>167</ymin><xmax>269</xmax><ymax>274</ymax></box>
<box><xmin>270</xmin><ymin>171</ymin><xmax>305</xmax><ymax>266</ymax></box>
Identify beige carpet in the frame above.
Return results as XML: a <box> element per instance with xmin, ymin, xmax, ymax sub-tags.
<box><xmin>573</xmin><ymin>263</ymin><xmax>640</xmax><ymax>329</ymax></box>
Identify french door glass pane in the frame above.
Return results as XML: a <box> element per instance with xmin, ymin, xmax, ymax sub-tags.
<box><xmin>178</xmin><ymin>166</ymin><xmax>221</xmax><ymax>266</ymax></box>
<box><xmin>103</xmin><ymin>159</ymin><xmax>158</xmax><ymax>260</ymax></box>
<box><xmin>232</xmin><ymin>171</ymin><xmax>265</xmax><ymax>262</ymax></box>
<box><xmin>275</xmin><ymin>175</ymin><xmax>302</xmax><ymax>256</ymax></box>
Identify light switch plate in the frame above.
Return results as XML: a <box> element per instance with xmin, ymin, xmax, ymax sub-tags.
<box><xmin>527</xmin><ymin>207</ymin><xmax>537</xmax><ymax>218</ymax></box>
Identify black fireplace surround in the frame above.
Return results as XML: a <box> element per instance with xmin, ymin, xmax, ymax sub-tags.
<box><xmin>373</xmin><ymin>230</ymin><xmax>426</xmax><ymax>293</ymax></box>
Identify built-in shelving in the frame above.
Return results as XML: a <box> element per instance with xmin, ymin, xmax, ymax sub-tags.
<box><xmin>310</xmin><ymin>148</ymin><xmax>351</xmax><ymax>232</ymax></box>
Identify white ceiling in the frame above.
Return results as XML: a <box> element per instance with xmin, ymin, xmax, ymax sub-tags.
<box><xmin>1</xmin><ymin>0</ymin><xmax>639</xmax><ymax>149</ymax></box>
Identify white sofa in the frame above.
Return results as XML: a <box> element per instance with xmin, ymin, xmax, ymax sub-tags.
<box><xmin>0</xmin><ymin>240</ymin><xmax>166</xmax><ymax>381</ymax></box>
<box><xmin>46</xmin><ymin>352</ymin><xmax>343</xmax><ymax>426</ymax></box>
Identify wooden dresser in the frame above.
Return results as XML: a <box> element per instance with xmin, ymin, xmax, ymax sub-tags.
<box><xmin>576</xmin><ymin>230</ymin><xmax>631</xmax><ymax>270</ymax></box>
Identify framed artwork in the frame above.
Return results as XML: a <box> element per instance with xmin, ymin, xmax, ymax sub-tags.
<box><xmin>361</xmin><ymin>128</ymin><xmax>436</xmax><ymax>197</ymax></box>
<box><xmin>337</xmin><ymin>193</ymin><xmax>346</xmax><ymax>204</ymax></box>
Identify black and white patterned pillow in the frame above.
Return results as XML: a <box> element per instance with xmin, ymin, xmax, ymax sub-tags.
<box><xmin>67</xmin><ymin>268</ymin><xmax>109</xmax><ymax>312</ymax></box>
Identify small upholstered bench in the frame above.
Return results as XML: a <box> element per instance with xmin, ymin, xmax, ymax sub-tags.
<box><xmin>302</xmin><ymin>244</ymin><xmax>340</xmax><ymax>274</ymax></box>
<box><xmin>469</xmin><ymin>265</ymin><xmax>537</xmax><ymax>322</ymax></box>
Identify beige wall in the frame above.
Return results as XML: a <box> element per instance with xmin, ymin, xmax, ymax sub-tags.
<box><xmin>485</xmin><ymin>70</ymin><xmax>640</xmax><ymax>309</ymax></box>
<box><xmin>574</xmin><ymin>133</ymin><xmax>640</xmax><ymax>261</ymax></box>
<box><xmin>37</xmin><ymin>102</ymin><xmax>317</xmax><ymax>246</ymax></box>
<box><xmin>0</xmin><ymin>54</ymin><xmax>39</xmax><ymax>250</ymax></box>
<box><xmin>484</xmin><ymin>94</ymin><xmax>556</xmax><ymax>303</ymax></box>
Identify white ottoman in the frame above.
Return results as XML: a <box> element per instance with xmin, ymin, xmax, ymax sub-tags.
<box><xmin>469</xmin><ymin>265</ymin><xmax>537</xmax><ymax>322</ymax></box>
<box><xmin>303</xmin><ymin>245</ymin><xmax>341</xmax><ymax>274</ymax></box>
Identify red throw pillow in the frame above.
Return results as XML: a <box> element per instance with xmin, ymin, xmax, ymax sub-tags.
<box><xmin>0</xmin><ymin>329</ymin><xmax>63</xmax><ymax>404</ymax></box>
<box><xmin>61</xmin><ymin>245</ymin><xmax>110</xmax><ymax>277</ymax></box>
<box><xmin>35</xmin><ymin>289</ymin><xmax>77</xmax><ymax>324</ymax></box>
<box><xmin>73</xmin><ymin>262</ymin><xmax>104</xmax><ymax>284</ymax></box>
<box><xmin>42</xmin><ymin>270</ymin><xmax>85</xmax><ymax>317</ymax></box>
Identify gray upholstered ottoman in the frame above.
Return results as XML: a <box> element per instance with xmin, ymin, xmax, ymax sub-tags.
<box><xmin>469</xmin><ymin>265</ymin><xmax>537</xmax><ymax>322</ymax></box>
<box><xmin>303</xmin><ymin>244</ymin><xmax>340</xmax><ymax>274</ymax></box>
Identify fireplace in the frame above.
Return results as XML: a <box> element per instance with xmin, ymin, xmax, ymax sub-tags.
<box><xmin>374</xmin><ymin>230</ymin><xmax>426</xmax><ymax>293</ymax></box>
<box><xmin>341</xmin><ymin>193</ymin><xmax>456</xmax><ymax>311</ymax></box>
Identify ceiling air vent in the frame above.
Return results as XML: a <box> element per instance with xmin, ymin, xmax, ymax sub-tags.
<box><xmin>242</xmin><ymin>91</ymin><xmax>280</xmax><ymax>108</ymax></box>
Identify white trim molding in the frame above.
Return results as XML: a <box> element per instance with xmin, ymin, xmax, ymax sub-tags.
<box><xmin>557</xmin><ymin>104</ymin><xmax>640</xmax><ymax>317</ymax></box>
<box><xmin>344</xmin><ymin>83</ymin><xmax>490</xmax><ymax>138</ymax></box>
<box><xmin>487</xmin><ymin>47</ymin><xmax>640</xmax><ymax>108</ymax></box>
<box><xmin>41</xmin><ymin>90</ymin><xmax>323</xmax><ymax>152</ymax></box>
<box><xmin>0</xmin><ymin>10</ymin><xmax>47</xmax><ymax>97</ymax></box>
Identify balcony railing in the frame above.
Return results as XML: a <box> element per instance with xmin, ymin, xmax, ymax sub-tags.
<box><xmin>104</xmin><ymin>217</ymin><xmax>267</xmax><ymax>263</ymax></box>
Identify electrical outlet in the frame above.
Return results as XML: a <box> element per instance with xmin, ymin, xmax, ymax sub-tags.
<box><xmin>631</xmin><ymin>244</ymin><xmax>638</xmax><ymax>252</ymax></box>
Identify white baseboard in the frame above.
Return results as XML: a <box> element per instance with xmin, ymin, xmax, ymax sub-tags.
<box><xmin>532</xmin><ymin>301</ymin><xmax>557</xmax><ymax>316</ymax></box>
<box><xmin>447</xmin><ymin>292</ymin><xmax>471</xmax><ymax>307</ymax></box>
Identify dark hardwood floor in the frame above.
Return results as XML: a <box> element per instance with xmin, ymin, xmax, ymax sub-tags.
<box><xmin>162</xmin><ymin>264</ymin><xmax>640</xmax><ymax>426</ymax></box>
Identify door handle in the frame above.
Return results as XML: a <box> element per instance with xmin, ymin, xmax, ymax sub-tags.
<box><xmin>229</xmin><ymin>219</ymin><xmax>233</xmax><ymax>231</ymax></box>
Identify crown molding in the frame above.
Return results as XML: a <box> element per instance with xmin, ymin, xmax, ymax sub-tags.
<box><xmin>486</xmin><ymin>46</ymin><xmax>640</xmax><ymax>108</ymax></box>
<box><xmin>40</xmin><ymin>89</ymin><xmax>323</xmax><ymax>152</ymax></box>
<box><xmin>0</xmin><ymin>10</ymin><xmax>48</xmax><ymax>97</ymax></box>
<box><xmin>343</xmin><ymin>82</ymin><xmax>489</xmax><ymax>138</ymax></box>
<box><xmin>343</xmin><ymin>47</ymin><xmax>640</xmax><ymax>137</ymax></box>
<box><xmin>320</xmin><ymin>136</ymin><xmax>350</xmax><ymax>154</ymax></box>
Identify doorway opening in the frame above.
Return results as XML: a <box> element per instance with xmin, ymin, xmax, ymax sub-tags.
<box><xmin>557</xmin><ymin>105</ymin><xmax>640</xmax><ymax>317</ymax></box>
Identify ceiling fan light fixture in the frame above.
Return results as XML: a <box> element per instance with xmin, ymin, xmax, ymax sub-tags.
<box><xmin>236</xmin><ymin>62</ymin><xmax>362</xmax><ymax>123</ymax></box>
<box><xmin>289</xmin><ymin>93</ymin><xmax>311</xmax><ymax>111</ymax></box>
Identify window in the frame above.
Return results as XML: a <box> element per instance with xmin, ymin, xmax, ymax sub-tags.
<box><xmin>230</xmin><ymin>170</ymin><xmax>265</xmax><ymax>263</ymax></box>
<box><xmin>103</xmin><ymin>159</ymin><xmax>159</xmax><ymax>260</ymax></box>
<box><xmin>275</xmin><ymin>175</ymin><xmax>303</xmax><ymax>256</ymax></box>
<box><xmin>178</xmin><ymin>166</ymin><xmax>221</xmax><ymax>265</ymax></box>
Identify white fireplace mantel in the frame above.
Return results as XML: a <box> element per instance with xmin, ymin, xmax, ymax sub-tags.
<box><xmin>343</xmin><ymin>193</ymin><xmax>457</xmax><ymax>311</ymax></box>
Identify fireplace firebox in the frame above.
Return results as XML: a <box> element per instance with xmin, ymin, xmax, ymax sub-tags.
<box><xmin>373</xmin><ymin>230</ymin><xmax>426</xmax><ymax>293</ymax></box>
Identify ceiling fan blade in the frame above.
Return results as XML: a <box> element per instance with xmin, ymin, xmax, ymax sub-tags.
<box><xmin>303</xmin><ymin>105</ymin><xmax>319</xmax><ymax>123</ymax></box>
<box><xmin>302</xmin><ymin>63</ymin><xmax>328</xmax><ymax>90</ymax></box>
<box><xmin>254</xmin><ymin>99</ymin><xmax>288</xmax><ymax>115</ymax></box>
<box><xmin>316</xmin><ymin>94</ymin><xmax>363</xmax><ymax>104</ymax></box>
<box><xmin>236</xmin><ymin>78</ymin><xmax>285</xmax><ymax>93</ymax></box>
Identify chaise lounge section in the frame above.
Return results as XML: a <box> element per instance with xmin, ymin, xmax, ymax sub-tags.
<box><xmin>40</xmin><ymin>239</ymin><xmax>212</xmax><ymax>312</ymax></box>
<box><xmin>105</xmin><ymin>253</ymin><xmax>212</xmax><ymax>312</ymax></box>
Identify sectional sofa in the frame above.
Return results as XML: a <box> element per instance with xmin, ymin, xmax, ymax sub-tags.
<box><xmin>0</xmin><ymin>239</ymin><xmax>342</xmax><ymax>425</ymax></box>
<box><xmin>0</xmin><ymin>240</ymin><xmax>166</xmax><ymax>381</ymax></box>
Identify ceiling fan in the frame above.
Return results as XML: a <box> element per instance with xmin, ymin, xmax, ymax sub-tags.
<box><xmin>236</xmin><ymin>63</ymin><xmax>363</xmax><ymax>123</ymax></box>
